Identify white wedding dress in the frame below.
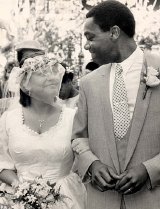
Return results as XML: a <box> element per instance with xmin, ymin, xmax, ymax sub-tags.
<box><xmin>0</xmin><ymin>106</ymin><xmax>86</xmax><ymax>209</ymax></box>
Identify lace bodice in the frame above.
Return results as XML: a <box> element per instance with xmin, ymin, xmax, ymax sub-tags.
<box><xmin>0</xmin><ymin>106</ymin><xmax>86</xmax><ymax>209</ymax></box>
<box><xmin>0</xmin><ymin>106</ymin><xmax>76</xmax><ymax>182</ymax></box>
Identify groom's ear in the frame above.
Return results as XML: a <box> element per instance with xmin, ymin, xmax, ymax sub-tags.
<box><xmin>109</xmin><ymin>26</ymin><xmax>120</xmax><ymax>40</ymax></box>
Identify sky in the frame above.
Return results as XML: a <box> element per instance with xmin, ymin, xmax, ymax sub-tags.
<box><xmin>0</xmin><ymin>0</ymin><xmax>17</xmax><ymax>20</ymax></box>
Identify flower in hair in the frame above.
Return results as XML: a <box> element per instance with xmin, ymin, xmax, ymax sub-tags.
<box><xmin>22</xmin><ymin>55</ymin><xmax>58</xmax><ymax>74</ymax></box>
<box><xmin>7</xmin><ymin>55</ymin><xmax>59</xmax><ymax>93</ymax></box>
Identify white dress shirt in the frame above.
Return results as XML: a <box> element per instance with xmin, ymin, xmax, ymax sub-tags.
<box><xmin>110</xmin><ymin>47</ymin><xmax>144</xmax><ymax>119</ymax></box>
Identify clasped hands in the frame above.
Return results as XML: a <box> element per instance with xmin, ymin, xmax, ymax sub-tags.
<box><xmin>72</xmin><ymin>138</ymin><xmax>149</xmax><ymax>195</ymax></box>
<box><xmin>88</xmin><ymin>160</ymin><xmax>149</xmax><ymax>194</ymax></box>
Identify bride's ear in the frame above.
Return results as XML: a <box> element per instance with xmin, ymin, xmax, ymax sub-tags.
<box><xmin>20</xmin><ymin>79</ymin><xmax>31</xmax><ymax>96</ymax></box>
<box><xmin>20</xmin><ymin>86</ymin><xmax>31</xmax><ymax>96</ymax></box>
<box><xmin>20</xmin><ymin>74</ymin><xmax>32</xmax><ymax>96</ymax></box>
<box><xmin>54</xmin><ymin>97</ymin><xmax>57</xmax><ymax>103</ymax></box>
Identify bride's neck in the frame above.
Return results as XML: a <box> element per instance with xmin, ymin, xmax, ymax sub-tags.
<box><xmin>28</xmin><ymin>98</ymin><xmax>59</xmax><ymax>114</ymax></box>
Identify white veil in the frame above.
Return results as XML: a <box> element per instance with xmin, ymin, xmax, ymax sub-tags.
<box><xmin>0</xmin><ymin>80</ymin><xmax>20</xmax><ymax>116</ymax></box>
<box><xmin>5</xmin><ymin>54</ymin><xmax>65</xmax><ymax>111</ymax></box>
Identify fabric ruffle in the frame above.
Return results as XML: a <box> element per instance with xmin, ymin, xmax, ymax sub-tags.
<box><xmin>55</xmin><ymin>172</ymin><xmax>87</xmax><ymax>209</ymax></box>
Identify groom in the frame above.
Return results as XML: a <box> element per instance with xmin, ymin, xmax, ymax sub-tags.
<box><xmin>72</xmin><ymin>1</ymin><xmax>160</xmax><ymax>209</ymax></box>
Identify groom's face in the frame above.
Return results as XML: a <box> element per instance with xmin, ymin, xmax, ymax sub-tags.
<box><xmin>84</xmin><ymin>17</ymin><xmax>115</xmax><ymax>65</ymax></box>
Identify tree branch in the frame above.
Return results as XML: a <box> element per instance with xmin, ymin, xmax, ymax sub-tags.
<box><xmin>81</xmin><ymin>0</ymin><xmax>93</xmax><ymax>10</ymax></box>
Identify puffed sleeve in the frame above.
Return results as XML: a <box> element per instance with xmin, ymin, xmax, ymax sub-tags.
<box><xmin>0</xmin><ymin>111</ymin><xmax>15</xmax><ymax>172</ymax></box>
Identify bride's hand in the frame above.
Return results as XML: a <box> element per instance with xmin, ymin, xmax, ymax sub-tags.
<box><xmin>11</xmin><ymin>179</ymin><xmax>20</xmax><ymax>189</ymax></box>
<box><xmin>72</xmin><ymin>138</ymin><xmax>90</xmax><ymax>154</ymax></box>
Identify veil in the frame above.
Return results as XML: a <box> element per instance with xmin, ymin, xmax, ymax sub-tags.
<box><xmin>1</xmin><ymin>54</ymin><xmax>65</xmax><ymax>115</ymax></box>
<box><xmin>0</xmin><ymin>79</ymin><xmax>20</xmax><ymax>116</ymax></box>
<box><xmin>0</xmin><ymin>46</ymin><xmax>47</xmax><ymax>116</ymax></box>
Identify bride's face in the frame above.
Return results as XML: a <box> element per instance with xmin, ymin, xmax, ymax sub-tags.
<box><xmin>22</xmin><ymin>63</ymin><xmax>65</xmax><ymax>105</ymax></box>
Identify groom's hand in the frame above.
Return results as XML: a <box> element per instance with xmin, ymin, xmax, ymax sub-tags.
<box><xmin>89</xmin><ymin>160</ymin><xmax>120</xmax><ymax>192</ymax></box>
<box><xmin>115</xmin><ymin>163</ymin><xmax>149</xmax><ymax>195</ymax></box>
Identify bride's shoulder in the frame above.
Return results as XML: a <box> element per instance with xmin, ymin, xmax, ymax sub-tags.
<box><xmin>2</xmin><ymin>107</ymin><xmax>22</xmax><ymax>120</ymax></box>
<box><xmin>62</xmin><ymin>106</ymin><xmax>76</xmax><ymax>121</ymax></box>
<box><xmin>63</xmin><ymin>106</ymin><xmax>76</xmax><ymax>115</ymax></box>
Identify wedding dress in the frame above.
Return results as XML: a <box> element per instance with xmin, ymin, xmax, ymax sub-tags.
<box><xmin>0</xmin><ymin>106</ymin><xmax>86</xmax><ymax>209</ymax></box>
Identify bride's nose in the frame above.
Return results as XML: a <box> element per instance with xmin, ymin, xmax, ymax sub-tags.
<box><xmin>47</xmin><ymin>73</ymin><xmax>60</xmax><ymax>83</ymax></box>
<box><xmin>47</xmin><ymin>74</ymin><xmax>55</xmax><ymax>81</ymax></box>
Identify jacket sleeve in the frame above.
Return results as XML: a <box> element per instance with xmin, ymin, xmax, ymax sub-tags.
<box><xmin>142</xmin><ymin>52</ymin><xmax>160</xmax><ymax>189</ymax></box>
<box><xmin>72</xmin><ymin>79</ymin><xmax>99</xmax><ymax>182</ymax></box>
<box><xmin>143</xmin><ymin>154</ymin><xmax>160</xmax><ymax>189</ymax></box>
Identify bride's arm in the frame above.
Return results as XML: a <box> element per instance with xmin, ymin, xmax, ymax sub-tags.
<box><xmin>72</xmin><ymin>138</ymin><xmax>90</xmax><ymax>154</ymax></box>
<box><xmin>0</xmin><ymin>169</ymin><xmax>19</xmax><ymax>186</ymax></box>
<box><xmin>72</xmin><ymin>138</ymin><xmax>99</xmax><ymax>183</ymax></box>
<box><xmin>0</xmin><ymin>112</ymin><xmax>19</xmax><ymax>187</ymax></box>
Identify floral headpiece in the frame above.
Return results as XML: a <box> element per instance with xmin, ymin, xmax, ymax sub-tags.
<box><xmin>7</xmin><ymin>55</ymin><xmax>61</xmax><ymax>93</ymax></box>
<box><xmin>22</xmin><ymin>55</ymin><xmax>58</xmax><ymax>74</ymax></box>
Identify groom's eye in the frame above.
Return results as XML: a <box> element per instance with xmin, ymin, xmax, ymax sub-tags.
<box><xmin>87</xmin><ymin>35</ymin><xmax>94</xmax><ymax>41</ymax></box>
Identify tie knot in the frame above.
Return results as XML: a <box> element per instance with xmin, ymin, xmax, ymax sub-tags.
<box><xmin>116</xmin><ymin>64</ymin><xmax>123</xmax><ymax>74</ymax></box>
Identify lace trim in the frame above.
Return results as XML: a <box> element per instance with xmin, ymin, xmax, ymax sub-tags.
<box><xmin>20</xmin><ymin>105</ymin><xmax>65</xmax><ymax>136</ymax></box>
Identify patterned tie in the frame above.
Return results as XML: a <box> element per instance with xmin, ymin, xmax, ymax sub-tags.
<box><xmin>112</xmin><ymin>64</ymin><xmax>130</xmax><ymax>140</ymax></box>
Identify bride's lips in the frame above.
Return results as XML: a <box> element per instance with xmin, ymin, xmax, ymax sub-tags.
<box><xmin>45</xmin><ymin>84</ymin><xmax>57</xmax><ymax>89</ymax></box>
<box><xmin>46</xmin><ymin>81</ymin><xmax>59</xmax><ymax>86</ymax></box>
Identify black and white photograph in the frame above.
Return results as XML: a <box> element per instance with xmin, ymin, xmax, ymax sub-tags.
<box><xmin>0</xmin><ymin>0</ymin><xmax>160</xmax><ymax>208</ymax></box>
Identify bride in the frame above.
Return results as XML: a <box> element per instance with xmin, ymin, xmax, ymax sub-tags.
<box><xmin>0</xmin><ymin>53</ymin><xmax>86</xmax><ymax>208</ymax></box>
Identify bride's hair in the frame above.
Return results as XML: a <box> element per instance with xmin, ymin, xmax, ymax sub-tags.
<box><xmin>19</xmin><ymin>89</ymin><xmax>31</xmax><ymax>107</ymax></box>
<box><xmin>18</xmin><ymin>51</ymin><xmax>45</xmax><ymax>107</ymax></box>
<box><xmin>8</xmin><ymin>49</ymin><xmax>65</xmax><ymax>108</ymax></box>
<box><xmin>17</xmin><ymin>48</ymin><xmax>45</xmax><ymax>107</ymax></box>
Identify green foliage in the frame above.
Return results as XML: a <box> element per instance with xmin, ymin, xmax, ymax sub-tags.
<box><xmin>34</xmin><ymin>15</ymin><xmax>60</xmax><ymax>53</ymax></box>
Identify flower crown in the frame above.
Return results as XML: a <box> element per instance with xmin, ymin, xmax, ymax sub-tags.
<box><xmin>21</xmin><ymin>55</ymin><xmax>58</xmax><ymax>74</ymax></box>
<box><xmin>7</xmin><ymin>55</ymin><xmax>59</xmax><ymax>93</ymax></box>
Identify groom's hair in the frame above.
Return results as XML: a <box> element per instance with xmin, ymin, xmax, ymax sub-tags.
<box><xmin>86</xmin><ymin>0</ymin><xmax>135</xmax><ymax>38</ymax></box>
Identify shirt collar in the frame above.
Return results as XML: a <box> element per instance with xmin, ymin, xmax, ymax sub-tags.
<box><xmin>116</xmin><ymin>46</ymin><xmax>143</xmax><ymax>74</ymax></box>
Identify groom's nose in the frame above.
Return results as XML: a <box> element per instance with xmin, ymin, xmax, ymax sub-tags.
<box><xmin>84</xmin><ymin>41</ymin><xmax>91</xmax><ymax>50</ymax></box>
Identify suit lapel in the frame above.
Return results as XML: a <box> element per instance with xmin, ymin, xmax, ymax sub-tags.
<box><xmin>98</xmin><ymin>65</ymin><xmax>120</xmax><ymax>174</ymax></box>
<box><xmin>124</xmin><ymin>56</ymin><xmax>152</xmax><ymax>170</ymax></box>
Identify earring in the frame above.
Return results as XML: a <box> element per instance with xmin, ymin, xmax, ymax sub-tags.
<box><xmin>54</xmin><ymin>97</ymin><xmax>57</xmax><ymax>103</ymax></box>
<box><xmin>25</xmin><ymin>89</ymin><xmax>31</xmax><ymax>96</ymax></box>
<box><xmin>20</xmin><ymin>85</ymin><xmax>31</xmax><ymax>96</ymax></box>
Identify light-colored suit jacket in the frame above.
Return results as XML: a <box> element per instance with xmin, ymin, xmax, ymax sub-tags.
<box><xmin>72</xmin><ymin>52</ymin><xmax>160</xmax><ymax>209</ymax></box>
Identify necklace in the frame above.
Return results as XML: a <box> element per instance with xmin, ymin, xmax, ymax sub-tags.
<box><xmin>22</xmin><ymin>111</ymin><xmax>47</xmax><ymax>130</ymax></box>
<box><xmin>38</xmin><ymin>119</ymin><xmax>45</xmax><ymax>129</ymax></box>
<box><xmin>22</xmin><ymin>106</ymin><xmax>64</xmax><ymax>134</ymax></box>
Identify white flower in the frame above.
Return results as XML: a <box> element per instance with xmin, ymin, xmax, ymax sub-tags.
<box><xmin>144</xmin><ymin>66</ymin><xmax>160</xmax><ymax>87</ymax></box>
<box><xmin>38</xmin><ymin>190</ymin><xmax>48</xmax><ymax>198</ymax></box>
<box><xmin>41</xmin><ymin>203</ymin><xmax>48</xmax><ymax>209</ymax></box>
<box><xmin>2</xmin><ymin>176</ymin><xmax>65</xmax><ymax>209</ymax></box>
<box><xmin>16</xmin><ymin>182</ymin><xmax>30</xmax><ymax>193</ymax></box>
<box><xmin>27</xmin><ymin>194</ymin><xmax>37</xmax><ymax>203</ymax></box>
<box><xmin>0</xmin><ymin>183</ymin><xmax>6</xmax><ymax>191</ymax></box>
<box><xmin>15</xmin><ymin>190</ymin><xmax>23</xmax><ymax>198</ymax></box>
<box><xmin>11</xmin><ymin>202</ymin><xmax>25</xmax><ymax>209</ymax></box>
<box><xmin>46</xmin><ymin>194</ymin><xmax>54</xmax><ymax>202</ymax></box>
